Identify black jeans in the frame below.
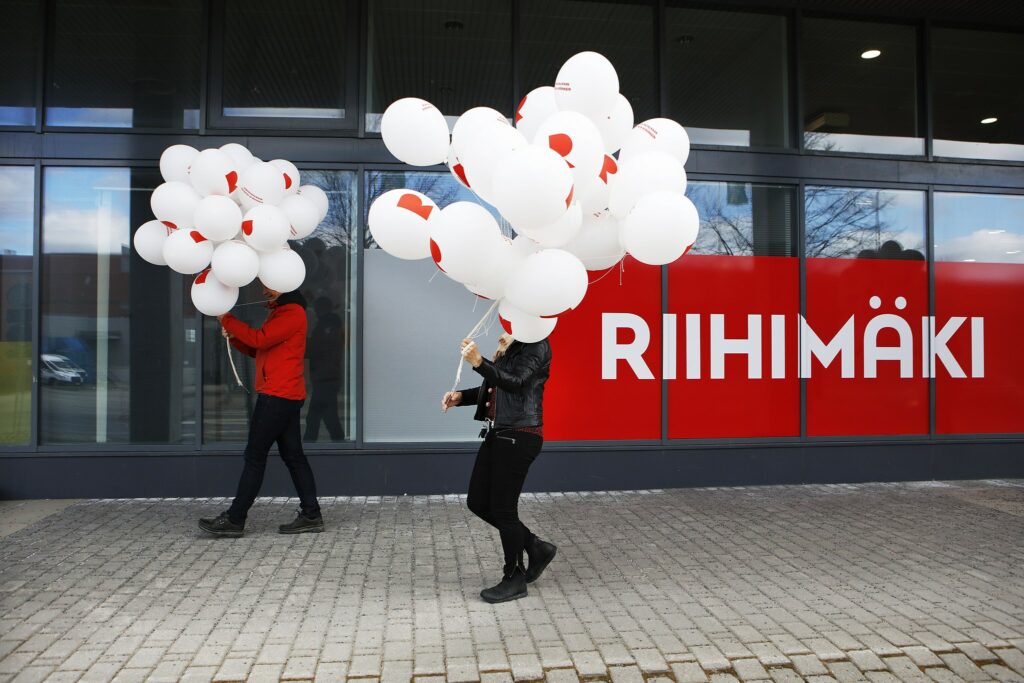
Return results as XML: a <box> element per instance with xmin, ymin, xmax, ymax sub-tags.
<box><xmin>227</xmin><ymin>394</ymin><xmax>321</xmax><ymax>524</ymax></box>
<box><xmin>466</xmin><ymin>429</ymin><xmax>544</xmax><ymax>571</ymax></box>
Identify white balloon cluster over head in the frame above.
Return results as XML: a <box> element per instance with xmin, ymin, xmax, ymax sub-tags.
<box><xmin>134</xmin><ymin>143</ymin><xmax>328</xmax><ymax>317</ymax></box>
<box><xmin>371</xmin><ymin>51</ymin><xmax>700</xmax><ymax>343</ymax></box>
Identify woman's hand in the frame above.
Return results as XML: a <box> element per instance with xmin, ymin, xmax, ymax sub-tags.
<box><xmin>461</xmin><ymin>339</ymin><xmax>483</xmax><ymax>368</ymax></box>
<box><xmin>221</xmin><ymin>327</ymin><xmax>233</xmax><ymax>340</ymax></box>
<box><xmin>441</xmin><ymin>391</ymin><xmax>462</xmax><ymax>413</ymax></box>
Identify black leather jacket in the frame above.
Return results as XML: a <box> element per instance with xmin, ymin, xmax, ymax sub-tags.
<box><xmin>458</xmin><ymin>339</ymin><xmax>552</xmax><ymax>428</ymax></box>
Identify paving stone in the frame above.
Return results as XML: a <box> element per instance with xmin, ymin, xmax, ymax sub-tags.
<box><xmin>791</xmin><ymin>655</ymin><xmax>829</xmax><ymax>677</ymax></box>
<box><xmin>958</xmin><ymin>642</ymin><xmax>999</xmax><ymax>664</ymax></box>
<box><xmin>543</xmin><ymin>669</ymin><xmax>579</xmax><ymax>683</ymax></box>
<box><xmin>572</xmin><ymin>651</ymin><xmax>606</xmax><ymax>678</ymax></box>
<box><xmin>848</xmin><ymin>650</ymin><xmax>886</xmax><ymax>672</ymax></box>
<box><xmin>825</xmin><ymin>661</ymin><xmax>867</xmax><ymax>683</ymax></box>
<box><xmin>671</xmin><ymin>662</ymin><xmax>709</xmax><ymax>683</ymax></box>
<box><xmin>732</xmin><ymin>658</ymin><xmax>769</xmax><ymax>680</ymax></box>
<box><xmin>608</xmin><ymin>665</ymin><xmax>644</xmax><ymax>683</ymax></box>
<box><xmin>508</xmin><ymin>654</ymin><xmax>542</xmax><ymax>681</ymax></box>
<box><xmin>939</xmin><ymin>653</ymin><xmax>992</xmax><ymax>681</ymax></box>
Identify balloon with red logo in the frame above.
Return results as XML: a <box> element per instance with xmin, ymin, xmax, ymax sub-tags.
<box><xmin>211</xmin><ymin>240</ymin><xmax>260</xmax><ymax>287</ymax></box>
<box><xmin>429</xmin><ymin>202</ymin><xmax>503</xmax><ymax>285</ymax></box>
<box><xmin>504</xmin><ymin>248</ymin><xmax>588</xmax><ymax>317</ymax></box>
<box><xmin>618</xmin><ymin>118</ymin><xmax>691</xmax><ymax>165</ymax></box>
<box><xmin>133</xmin><ymin>220</ymin><xmax>175</xmax><ymax>266</ymax></box>
<box><xmin>188</xmin><ymin>148</ymin><xmax>239</xmax><ymax>197</ymax></box>
<box><xmin>491</xmin><ymin>146</ymin><xmax>574</xmax><ymax>233</ymax></box>
<box><xmin>533</xmin><ymin>110</ymin><xmax>604</xmax><ymax>191</ymax></box>
<box><xmin>219</xmin><ymin>143</ymin><xmax>255</xmax><ymax>172</ymax></box>
<box><xmin>461</xmin><ymin>121</ymin><xmax>527</xmax><ymax>205</ymax></box>
<box><xmin>514</xmin><ymin>86</ymin><xmax>559</xmax><ymax>143</ymax></box>
<box><xmin>380</xmin><ymin>97</ymin><xmax>450</xmax><ymax>167</ymax></box>
<box><xmin>237</xmin><ymin>161</ymin><xmax>287</xmax><ymax>211</ymax></box>
<box><xmin>498</xmin><ymin>299</ymin><xmax>558</xmax><ymax>344</ymax></box>
<box><xmin>297</xmin><ymin>184</ymin><xmax>329</xmax><ymax>223</ymax></box>
<box><xmin>554</xmin><ymin>51</ymin><xmax>619</xmax><ymax>120</ymax></box>
<box><xmin>451</xmin><ymin>107</ymin><xmax>509</xmax><ymax>164</ymax></box>
<box><xmin>163</xmin><ymin>229</ymin><xmax>213</xmax><ymax>274</ymax></box>
<box><xmin>595</xmin><ymin>94</ymin><xmax>634</xmax><ymax>153</ymax></box>
<box><xmin>191</xmin><ymin>269</ymin><xmax>239</xmax><ymax>317</ymax></box>
<box><xmin>575</xmin><ymin>154</ymin><xmax>618</xmax><ymax>213</ymax></box>
<box><xmin>608</xmin><ymin>150</ymin><xmax>687</xmax><ymax>219</ymax></box>
<box><xmin>367</xmin><ymin>189</ymin><xmax>439</xmax><ymax>260</ymax></box>
<box><xmin>621</xmin><ymin>191</ymin><xmax>699</xmax><ymax>266</ymax></box>
<box><xmin>280</xmin><ymin>194</ymin><xmax>320</xmax><ymax>240</ymax></box>
<box><xmin>241</xmin><ymin>204</ymin><xmax>290</xmax><ymax>253</ymax></box>
<box><xmin>159</xmin><ymin>144</ymin><xmax>198</xmax><ymax>184</ymax></box>
<box><xmin>270</xmin><ymin>159</ymin><xmax>300</xmax><ymax>196</ymax></box>
<box><xmin>151</xmin><ymin>181</ymin><xmax>201</xmax><ymax>231</ymax></box>
<box><xmin>446</xmin><ymin>144</ymin><xmax>471</xmax><ymax>190</ymax></box>
<box><xmin>193</xmin><ymin>195</ymin><xmax>243</xmax><ymax>242</ymax></box>
<box><xmin>565</xmin><ymin>209</ymin><xmax>624</xmax><ymax>271</ymax></box>
<box><xmin>258</xmin><ymin>247</ymin><xmax>306</xmax><ymax>293</ymax></box>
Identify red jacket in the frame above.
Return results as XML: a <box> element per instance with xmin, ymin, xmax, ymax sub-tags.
<box><xmin>221</xmin><ymin>295</ymin><xmax>308</xmax><ymax>401</ymax></box>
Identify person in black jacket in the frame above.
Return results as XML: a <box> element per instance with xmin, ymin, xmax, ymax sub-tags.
<box><xmin>441</xmin><ymin>332</ymin><xmax>558</xmax><ymax>603</ymax></box>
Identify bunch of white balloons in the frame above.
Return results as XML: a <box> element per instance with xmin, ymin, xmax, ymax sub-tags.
<box><xmin>133</xmin><ymin>143</ymin><xmax>329</xmax><ymax>316</ymax></box>
<box><xmin>370</xmin><ymin>51</ymin><xmax>699</xmax><ymax>343</ymax></box>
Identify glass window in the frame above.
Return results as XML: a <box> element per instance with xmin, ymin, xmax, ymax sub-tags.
<box><xmin>363</xmin><ymin>171</ymin><xmax>511</xmax><ymax>442</ymax></box>
<box><xmin>519</xmin><ymin>0</ymin><xmax>657</xmax><ymax>123</ymax></box>
<box><xmin>0</xmin><ymin>167</ymin><xmax>34</xmax><ymax>444</ymax></box>
<box><xmin>802</xmin><ymin>18</ymin><xmax>921</xmax><ymax>155</ymax></box>
<box><xmin>203</xmin><ymin>170</ymin><xmax>358</xmax><ymax>444</ymax></box>
<box><xmin>804</xmin><ymin>186</ymin><xmax>925</xmax><ymax>259</ymax></box>
<box><xmin>218</xmin><ymin>0</ymin><xmax>355</xmax><ymax>128</ymax></box>
<box><xmin>933</xmin><ymin>28</ymin><xmax>1024</xmax><ymax>162</ymax></box>
<box><xmin>0</xmin><ymin>0</ymin><xmax>38</xmax><ymax>126</ymax></box>
<box><xmin>46</xmin><ymin>1</ymin><xmax>202</xmax><ymax>129</ymax></box>
<box><xmin>687</xmin><ymin>182</ymin><xmax>795</xmax><ymax>256</ymax></box>
<box><xmin>40</xmin><ymin>167</ymin><xmax>197</xmax><ymax>444</ymax></box>
<box><xmin>804</xmin><ymin>186</ymin><xmax>927</xmax><ymax>436</ymax></box>
<box><xmin>366</xmin><ymin>0</ymin><xmax>512</xmax><ymax>132</ymax></box>
<box><xmin>934</xmin><ymin>192</ymin><xmax>1024</xmax><ymax>434</ymax></box>
<box><xmin>665</xmin><ymin>7</ymin><xmax>788</xmax><ymax>148</ymax></box>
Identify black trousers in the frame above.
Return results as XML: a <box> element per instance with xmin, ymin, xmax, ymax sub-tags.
<box><xmin>227</xmin><ymin>394</ymin><xmax>321</xmax><ymax>524</ymax></box>
<box><xmin>466</xmin><ymin>429</ymin><xmax>544</xmax><ymax>570</ymax></box>
<box><xmin>303</xmin><ymin>379</ymin><xmax>344</xmax><ymax>442</ymax></box>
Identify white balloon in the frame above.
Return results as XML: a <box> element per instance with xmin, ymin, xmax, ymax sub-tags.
<box><xmin>505</xmin><ymin>248</ymin><xmax>588</xmax><ymax>317</ymax></box>
<box><xmin>618</xmin><ymin>118</ymin><xmax>691</xmax><ymax>165</ymax></box>
<box><xmin>621</xmin><ymin>191</ymin><xmax>699</xmax><ymax>266</ymax></box>
<box><xmin>163</xmin><ymin>228</ymin><xmax>213</xmax><ymax>274</ymax></box>
<box><xmin>446</xmin><ymin>144</ymin><xmax>471</xmax><ymax>190</ymax></box>
<box><xmin>191</xmin><ymin>269</ymin><xmax>239</xmax><ymax>317</ymax></box>
<box><xmin>465</xmin><ymin>236</ymin><xmax>523</xmax><ymax>301</ymax></box>
<box><xmin>159</xmin><ymin>144</ymin><xmax>198</xmax><ymax>184</ymax></box>
<box><xmin>491</xmin><ymin>146</ymin><xmax>574</xmax><ymax>233</ymax></box>
<box><xmin>576</xmin><ymin>154</ymin><xmax>619</xmax><ymax>212</ymax></box>
<box><xmin>608</xmin><ymin>150</ymin><xmax>687</xmax><ymax>219</ymax></box>
<box><xmin>554</xmin><ymin>51</ymin><xmax>619</xmax><ymax>120</ymax></box>
<box><xmin>219</xmin><ymin>143</ymin><xmax>255</xmax><ymax>172</ymax></box>
<box><xmin>281</xmin><ymin>194</ymin><xmax>321</xmax><ymax>240</ymax></box>
<box><xmin>270</xmin><ymin>159</ymin><xmax>301</xmax><ymax>195</ymax></box>
<box><xmin>367</xmin><ymin>188</ymin><xmax>439</xmax><ymax>260</ymax></box>
<box><xmin>188</xmin><ymin>148</ymin><xmax>239</xmax><ymax>197</ymax></box>
<box><xmin>151</xmin><ymin>181</ymin><xmax>201</xmax><ymax>230</ymax></box>
<box><xmin>451</xmin><ymin>107</ymin><xmax>509</xmax><ymax>163</ymax></box>
<box><xmin>238</xmin><ymin>161</ymin><xmax>287</xmax><ymax>210</ymax></box>
<box><xmin>429</xmin><ymin>202</ymin><xmax>503</xmax><ymax>284</ymax></box>
<box><xmin>258</xmin><ymin>247</ymin><xmax>306</xmax><ymax>293</ymax></box>
<box><xmin>461</xmin><ymin>121</ymin><xmax>527</xmax><ymax>204</ymax></box>
<box><xmin>211</xmin><ymin>240</ymin><xmax>260</xmax><ymax>287</ymax></box>
<box><xmin>381</xmin><ymin>97</ymin><xmax>450</xmax><ymax>166</ymax></box>
<box><xmin>565</xmin><ymin>210</ymin><xmax>624</xmax><ymax>271</ymax></box>
<box><xmin>133</xmin><ymin>219</ymin><xmax>174</xmax><ymax>266</ymax></box>
<box><xmin>533</xmin><ymin>110</ymin><xmax>605</xmax><ymax>191</ymax></box>
<box><xmin>297</xmin><ymin>184</ymin><xmax>329</xmax><ymax>222</ymax></box>
<box><xmin>520</xmin><ymin>201</ymin><xmax>583</xmax><ymax>248</ymax></box>
<box><xmin>511</xmin><ymin>233</ymin><xmax>541</xmax><ymax>259</ymax></box>
<box><xmin>498</xmin><ymin>299</ymin><xmax>558</xmax><ymax>344</ymax></box>
<box><xmin>193</xmin><ymin>195</ymin><xmax>243</xmax><ymax>242</ymax></box>
<box><xmin>515</xmin><ymin>86</ymin><xmax>559</xmax><ymax>143</ymax></box>
<box><xmin>595</xmin><ymin>94</ymin><xmax>634</xmax><ymax>153</ymax></box>
<box><xmin>241</xmin><ymin>204</ymin><xmax>290</xmax><ymax>252</ymax></box>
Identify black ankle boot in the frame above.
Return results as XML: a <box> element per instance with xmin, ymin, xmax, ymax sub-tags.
<box><xmin>480</xmin><ymin>565</ymin><xmax>528</xmax><ymax>604</ymax></box>
<box><xmin>278</xmin><ymin>511</ymin><xmax>324</xmax><ymax>534</ymax></box>
<box><xmin>198</xmin><ymin>512</ymin><xmax>244</xmax><ymax>537</ymax></box>
<box><xmin>525</xmin><ymin>537</ymin><xmax>557</xmax><ymax>584</ymax></box>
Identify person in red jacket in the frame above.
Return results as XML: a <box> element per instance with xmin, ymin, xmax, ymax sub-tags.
<box><xmin>198</xmin><ymin>287</ymin><xmax>324</xmax><ymax>537</ymax></box>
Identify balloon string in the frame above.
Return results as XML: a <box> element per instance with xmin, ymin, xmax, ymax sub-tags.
<box><xmin>226</xmin><ymin>336</ymin><xmax>249</xmax><ymax>393</ymax></box>
<box><xmin>232</xmin><ymin>298</ymin><xmax>274</xmax><ymax>308</ymax></box>
<box><xmin>587</xmin><ymin>257</ymin><xmax>627</xmax><ymax>286</ymax></box>
<box><xmin>451</xmin><ymin>298</ymin><xmax>500</xmax><ymax>394</ymax></box>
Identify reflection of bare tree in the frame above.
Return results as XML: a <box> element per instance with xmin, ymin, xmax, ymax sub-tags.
<box><xmin>803</xmin><ymin>131</ymin><xmax>839</xmax><ymax>152</ymax></box>
<box><xmin>688</xmin><ymin>184</ymin><xmax>754</xmax><ymax>256</ymax></box>
<box><xmin>804</xmin><ymin>186</ymin><xmax>896</xmax><ymax>258</ymax></box>
<box><xmin>301</xmin><ymin>171</ymin><xmax>358</xmax><ymax>251</ymax></box>
<box><xmin>363</xmin><ymin>172</ymin><xmax>461</xmax><ymax>249</ymax></box>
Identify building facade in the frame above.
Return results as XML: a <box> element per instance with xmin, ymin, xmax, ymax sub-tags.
<box><xmin>1</xmin><ymin>0</ymin><xmax>1023</xmax><ymax>499</ymax></box>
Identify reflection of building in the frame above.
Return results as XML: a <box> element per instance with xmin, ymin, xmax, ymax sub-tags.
<box><xmin>1</xmin><ymin>0</ymin><xmax>1024</xmax><ymax>498</ymax></box>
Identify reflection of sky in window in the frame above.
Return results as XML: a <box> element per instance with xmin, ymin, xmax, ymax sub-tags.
<box><xmin>805</xmin><ymin>186</ymin><xmax>925</xmax><ymax>258</ymax></box>
<box><xmin>935</xmin><ymin>192</ymin><xmax>1024</xmax><ymax>264</ymax></box>
<box><xmin>0</xmin><ymin>167</ymin><xmax>34</xmax><ymax>256</ymax></box>
<box><xmin>0</xmin><ymin>107</ymin><xmax>35</xmax><ymax>126</ymax></box>
<box><xmin>46</xmin><ymin>107</ymin><xmax>133</xmax><ymax>128</ymax></box>
<box><xmin>43</xmin><ymin>167</ymin><xmax>131</xmax><ymax>254</ymax></box>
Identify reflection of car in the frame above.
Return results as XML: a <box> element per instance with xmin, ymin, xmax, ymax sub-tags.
<box><xmin>41</xmin><ymin>354</ymin><xmax>87</xmax><ymax>385</ymax></box>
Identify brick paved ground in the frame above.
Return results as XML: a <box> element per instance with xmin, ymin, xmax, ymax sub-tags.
<box><xmin>1</xmin><ymin>480</ymin><xmax>1024</xmax><ymax>682</ymax></box>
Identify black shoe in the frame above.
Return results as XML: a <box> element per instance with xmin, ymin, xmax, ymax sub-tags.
<box><xmin>198</xmin><ymin>512</ymin><xmax>244</xmax><ymax>537</ymax></box>
<box><xmin>278</xmin><ymin>511</ymin><xmax>324</xmax><ymax>534</ymax></box>
<box><xmin>480</xmin><ymin>565</ymin><xmax>528</xmax><ymax>604</ymax></box>
<box><xmin>525</xmin><ymin>537</ymin><xmax>557</xmax><ymax>584</ymax></box>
